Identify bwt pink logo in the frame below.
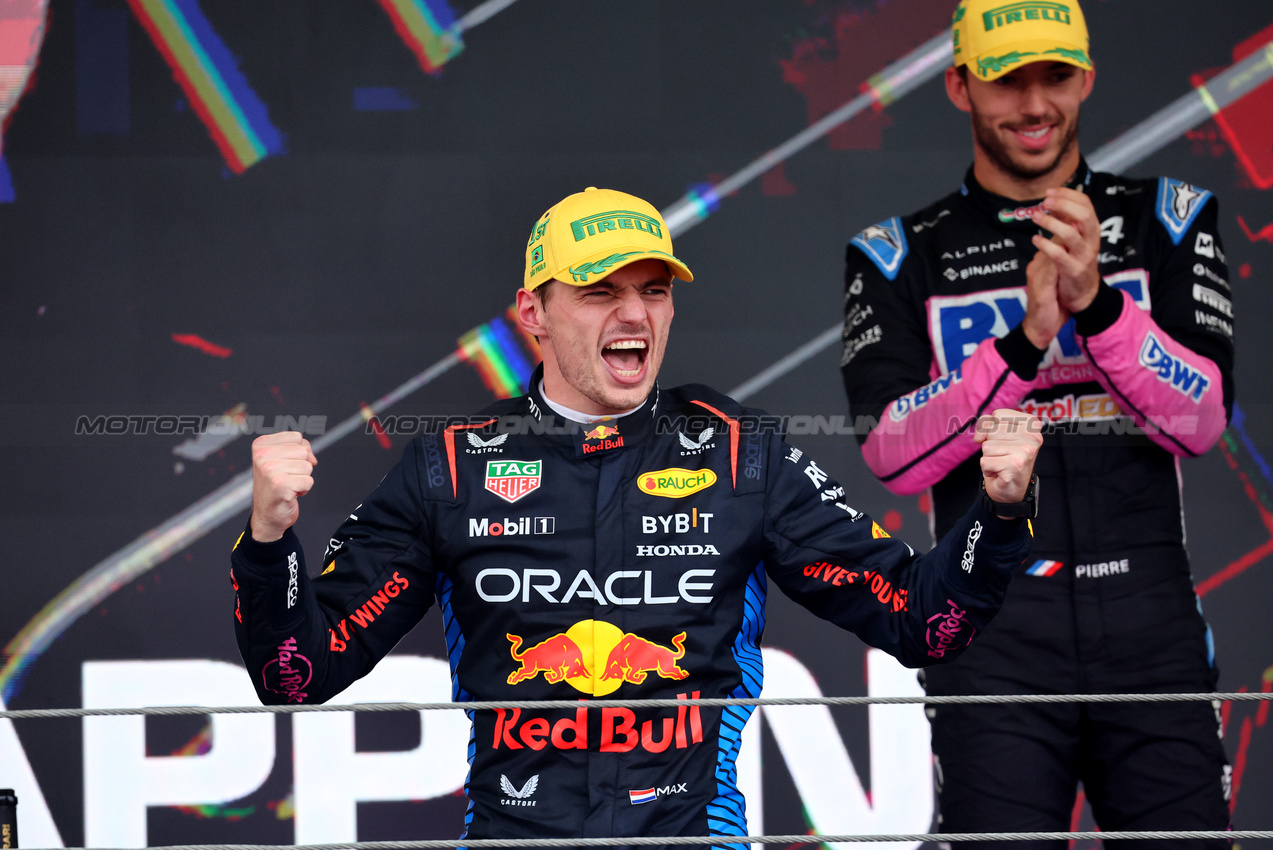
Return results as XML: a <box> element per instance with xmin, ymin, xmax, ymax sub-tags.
<box><xmin>926</xmin><ymin>599</ymin><xmax>975</xmax><ymax>659</ymax></box>
<box><xmin>262</xmin><ymin>636</ymin><xmax>312</xmax><ymax>703</ymax></box>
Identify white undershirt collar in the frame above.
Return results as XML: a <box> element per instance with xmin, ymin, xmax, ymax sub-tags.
<box><xmin>538</xmin><ymin>379</ymin><xmax>646</xmax><ymax>424</ymax></box>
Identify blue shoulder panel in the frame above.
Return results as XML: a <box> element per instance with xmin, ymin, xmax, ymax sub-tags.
<box><xmin>1155</xmin><ymin>177</ymin><xmax>1213</xmax><ymax>246</ymax></box>
<box><xmin>850</xmin><ymin>216</ymin><xmax>909</xmax><ymax>281</ymax></box>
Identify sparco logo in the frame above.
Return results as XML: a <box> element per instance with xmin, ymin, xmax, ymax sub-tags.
<box><xmin>743</xmin><ymin>433</ymin><xmax>763</xmax><ymax>480</ymax></box>
<box><xmin>286</xmin><ymin>551</ymin><xmax>299</xmax><ymax>608</ymax></box>
<box><xmin>926</xmin><ymin>600</ymin><xmax>974</xmax><ymax>659</ymax></box>
<box><xmin>422</xmin><ymin>437</ymin><xmax>445</xmax><ymax>488</ymax></box>
<box><xmin>961</xmin><ymin>521</ymin><xmax>982</xmax><ymax>573</ymax></box>
<box><xmin>470</xmin><ymin>517</ymin><xmax>556</xmax><ymax>537</ymax></box>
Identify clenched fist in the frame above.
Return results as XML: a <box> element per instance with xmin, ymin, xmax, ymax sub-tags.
<box><xmin>974</xmin><ymin>409</ymin><xmax>1042</xmax><ymax>509</ymax></box>
<box><xmin>250</xmin><ymin>432</ymin><xmax>318</xmax><ymax>543</ymax></box>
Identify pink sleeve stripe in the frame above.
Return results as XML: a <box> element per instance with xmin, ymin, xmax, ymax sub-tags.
<box><xmin>862</xmin><ymin>337</ymin><xmax>1034</xmax><ymax>495</ymax></box>
<box><xmin>1079</xmin><ymin>289</ymin><xmax>1226</xmax><ymax>457</ymax></box>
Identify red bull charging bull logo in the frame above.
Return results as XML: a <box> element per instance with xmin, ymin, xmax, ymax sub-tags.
<box><xmin>505</xmin><ymin>620</ymin><xmax>688</xmax><ymax>695</ymax></box>
<box><xmin>582</xmin><ymin>421</ymin><xmax>624</xmax><ymax>454</ymax></box>
<box><xmin>584</xmin><ymin>424</ymin><xmax>620</xmax><ymax>441</ymax></box>
<box><xmin>506</xmin><ymin>633</ymin><xmax>591</xmax><ymax>684</ymax></box>
<box><xmin>601</xmin><ymin>631</ymin><xmax>689</xmax><ymax>684</ymax></box>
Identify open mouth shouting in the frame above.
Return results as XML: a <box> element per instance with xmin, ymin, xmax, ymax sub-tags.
<box><xmin>601</xmin><ymin>338</ymin><xmax>648</xmax><ymax>382</ymax></box>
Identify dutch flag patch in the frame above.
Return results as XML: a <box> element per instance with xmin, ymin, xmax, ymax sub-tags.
<box><xmin>629</xmin><ymin>788</ymin><xmax>657</xmax><ymax>805</ymax></box>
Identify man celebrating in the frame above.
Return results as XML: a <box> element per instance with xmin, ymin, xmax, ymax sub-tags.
<box><xmin>233</xmin><ymin>186</ymin><xmax>1039</xmax><ymax>845</ymax></box>
<box><xmin>841</xmin><ymin>0</ymin><xmax>1234</xmax><ymax>842</ymax></box>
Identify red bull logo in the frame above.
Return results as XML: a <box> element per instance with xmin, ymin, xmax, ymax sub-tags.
<box><xmin>585</xmin><ymin>424</ymin><xmax>620</xmax><ymax>440</ymax></box>
<box><xmin>506</xmin><ymin>620</ymin><xmax>690</xmax><ymax>696</ymax></box>
<box><xmin>601</xmin><ymin>631</ymin><xmax>689</xmax><ymax>684</ymax></box>
<box><xmin>492</xmin><ymin>692</ymin><xmax>704</xmax><ymax>753</ymax></box>
<box><xmin>506</xmin><ymin>633</ymin><xmax>591</xmax><ymax>685</ymax></box>
<box><xmin>582</xmin><ymin>422</ymin><xmax>624</xmax><ymax>454</ymax></box>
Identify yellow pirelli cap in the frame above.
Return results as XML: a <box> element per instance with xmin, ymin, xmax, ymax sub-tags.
<box><xmin>523</xmin><ymin>187</ymin><xmax>693</xmax><ymax>291</ymax></box>
<box><xmin>953</xmin><ymin>0</ymin><xmax>1093</xmax><ymax>82</ymax></box>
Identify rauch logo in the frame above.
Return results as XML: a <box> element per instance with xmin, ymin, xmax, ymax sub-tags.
<box><xmin>638</xmin><ymin>468</ymin><xmax>716</xmax><ymax>499</ymax></box>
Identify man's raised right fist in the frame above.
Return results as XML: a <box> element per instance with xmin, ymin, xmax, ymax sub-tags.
<box><xmin>250</xmin><ymin>432</ymin><xmax>318</xmax><ymax>543</ymax></box>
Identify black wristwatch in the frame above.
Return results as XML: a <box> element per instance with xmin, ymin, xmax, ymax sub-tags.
<box><xmin>980</xmin><ymin>474</ymin><xmax>1039</xmax><ymax>519</ymax></box>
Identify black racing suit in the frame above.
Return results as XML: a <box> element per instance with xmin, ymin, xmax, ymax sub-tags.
<box><xmin>232</xmin><ymin>370</ymin><xmax>1031</xmax><ymax>846</ymax></box>
<box><xmin>841</xmin><ymin>160</ymin><xmax>1235</xmax><ymax>844</ymax></box>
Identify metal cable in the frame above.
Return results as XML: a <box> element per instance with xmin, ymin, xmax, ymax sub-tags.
<box><xmin>27</xmin><ymin>830</ymin><xmax>1273</xmax><ymax>849</ymax></box>
<box><xmin>5</xmin><ymin>691</ymin><xmax>1269</xmax><ymax>721</ymax></box>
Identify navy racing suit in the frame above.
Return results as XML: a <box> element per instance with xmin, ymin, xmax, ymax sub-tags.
<box><xmin>232</xmin><ymin>370</ymin><xmax>1031</xmax><ymax>846</ymax></box>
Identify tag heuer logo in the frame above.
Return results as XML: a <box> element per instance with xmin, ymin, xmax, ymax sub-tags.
<box><xmin>485</xmin><ymin>460</ymin><xmax>542</xmax><ymax>503</ymax></box>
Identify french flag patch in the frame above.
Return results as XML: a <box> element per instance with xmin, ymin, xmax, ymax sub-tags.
<box><xmin>1027</xmin><ymin>560</ymin><xmax>1064</xmax><ymax>577</ymax></box>
<box><xmin>629</xmin><ymin>788</ymin><xmax>657</xmax><ymax>805</ymax></box>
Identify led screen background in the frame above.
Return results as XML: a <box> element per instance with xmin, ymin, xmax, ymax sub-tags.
<box><xmin>1</xmin><ymin>0</ymin><xmax>1272</xmax><ymax>846</ymax></box>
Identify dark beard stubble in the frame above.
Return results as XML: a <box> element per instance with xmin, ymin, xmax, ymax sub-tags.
<box><xmin>971</xmin><ymin>107</ymin><xmax>1080</xmax><ymax>185</ymax></box>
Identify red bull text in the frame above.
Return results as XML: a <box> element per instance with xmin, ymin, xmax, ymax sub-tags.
<box><xmin>492</xmin><ymin>692</ymin><xmax>704</xmax><ymax>753</ymax></box>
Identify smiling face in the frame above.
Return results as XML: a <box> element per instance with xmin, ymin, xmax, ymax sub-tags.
<box><xmin>516</xmin><ymin>258</ymin><xmax>674</xmax><ymax>416</ymax></box>
<box><xmin>946</xmin><ymin>61</ymin><xmax>1094</xmax><ymax>200</ymax></box>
